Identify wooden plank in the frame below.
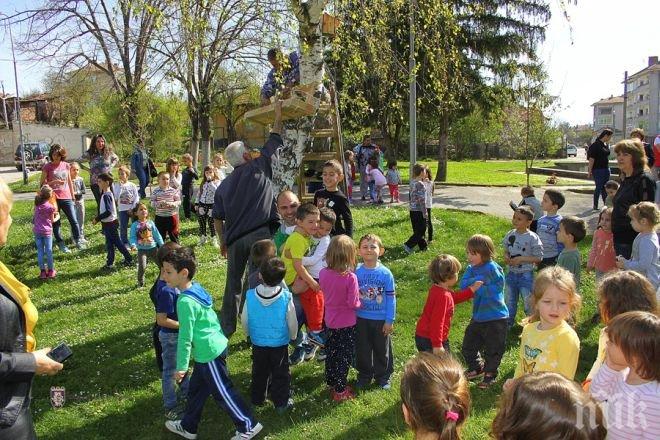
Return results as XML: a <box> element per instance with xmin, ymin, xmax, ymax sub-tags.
<box><xmin>301</xmin><ymin>152</ymin><xmax>338</xmax><ymax>161</ymax></box>
<box><xmin>243</xmin><ymin>97</ymin><xmax>314</xmax><ymax>125</ymax></box>
<box><xmin>310</xmin><ymin>128</ymin><xmax>337</xmax><ymax>138</ymax></box>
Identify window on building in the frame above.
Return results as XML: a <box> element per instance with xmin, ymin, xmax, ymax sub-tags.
<box><xmin>639</xmin><ymin>109</ymin><xmax>644</xmax><ymax>116</ymax></box>
<box><xmin>639</xmin><ymin>94</ymin><xmax>644</xmax><ymax>102</ymax></box>
<box><xmin>599</xmin><ymin>107</ymin><xmax>612</xmax><ymax>115</ymax></box>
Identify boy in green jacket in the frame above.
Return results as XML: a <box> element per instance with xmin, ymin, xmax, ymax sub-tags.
<box><xmin>161</xmin><ymin>247</ymin><xmax>263</xmax><ymax>440</ymax></box>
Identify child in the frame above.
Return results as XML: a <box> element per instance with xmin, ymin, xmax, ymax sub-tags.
<box><xmin>301</xmin><ymin>208</ymin><xmax>334</xmax><ymax>283</ymax></box>
<box><xmin>343</xmin><ymin>150</ymin><xmax>355</xmax><ymax>201</ymax></box>
<box><xmin>130</xmin><ymin>203</ymin><xmax>164</xmax><ymax>287</ymax></box>
<box><xmin>150</xmin><ymin>171</ymin><xmax>181</xmax><ymax>243</ymax></box>
<box><xmin>153</xmin><ymin>244</ymin><xmax>189</xmax><ymax>420</ymax></box>
<box><xmin>590</xmin><ymin>311</ymin><xmax>660</xmax><ymax>439</ymax></box>
<box><xmin>112</xmin><ymin>164</ymin><xmax>140</xmax><ymax>249</ymax></box>
<box><xmin>196</xmin><ymin>166</ymin><xmax>221</xmax><ymax>247</ymax></box>
<box><xmin>213</xmin><ymin>152</ymin><xmax>233</xmax><ymax>179</ymax></box>
<box><xmin>367</xmin><ymin>156</ymin><xmax>386</xmax><ymax>204</ymax></box>
<box><xmin>385</xmin><ymin>160</ymin><xmax>401</xmax><ymax>203</ymax></box>
<box><xmin>556</xmin><ymin>216</ymin><xmax>587</xmax><ymax>287</ymax></box>
<box><xmin>180</xmin><ymin>153</ymin><xmax>198</xmax><ymax>220</ymax></box>
<box><xmin>502</xmin><ymin>206</ymin><xmax>543</xmax><ymax>327</ymax></box>
<box><xmin>460</xmin><ymin>234</ymin><xmax>508</xmax><ymax>389</ymax></box>
<box><xmin>247</xmin><ymin>239</ymin><xmax>277</xmax><ymax>290</ymax></box>
<box><xmin>415</xmin><ymin>254</ymin><xmax>483</xmax><ymax>354</ymax></box>
<box><xmin>584</xmin><ymin>271</ymin><xmax>657</xmax><ymax>388</ymax></box>
<box><xmin>281</xmin><ymin>203</ymin><xmax>325</xmax><ymax>346</ymax></box>
<box><xmin>33</xmin><ymin>185</ymin><xmax>57</xmax><ymax>279</ymax></box>
<box><xmin>512</xmin><ymin>266</ymin><xmax>581</xmax><ymax>381</ymax></box>
<box><xmin>92</xmin><ymin>173</ymin><xmax>133</xmax><ymax>269</ymax></box>
<box><xmin>616</xmin><ymin>201</ymin><xmax>660</xmax><ymax>289</ymax></box>
<box><xmin>319</xmin><ymin>235</ymin><xmax>361</xmax><ymax>401</ymax></box>
<box><xmin>509</xmin><ymin>186</ymin><xmax>543</xmax><ymax>232</ymax></box>
<box><xmin>241</xmin><ymin>257</ymin><xmax>297</xmax><ymax>412</ymax></box>
<box><xmin>162</xmin><ymin>247</ymin><xmax>262</xmax><ymax>440</ymax></box>
<box><xmin>587</xmin><ymin>208</ymin><xmax>617</xmax><ymax>282</ymax></box>
<box><xmin>423</xmin><ymin>166</ymin><xmax>434</xmax><ymax>242</ymax></box>
<box><xmin>400</xmin><ymin>353</ymin><xmax>471</xmax><ymax>440</ymax></box>
<box><xmin>403</xmin><ymin>164</ymin><xmax>428</xmax><ymax>253</ymax></box>
<box><xmin>492</xmin><ymin>372</ymin><xmax>606</xmax><ymax>439</ymax></box>
<box><xmin>355</xmin><ymin>233</ymin><xmax>396</xmax><ymax>389</ymax></box>
<box><xmin>166</xmin><ymin>157</ymin><xmax>182</xmax><ymax>193</ymax></box>
<box><xmin>314</xmin><ymin>159</ymin><xmax>353</xmax><ymax>237</ymax></box>
<box><xmin>70</xmin><ymin>162</ymin><xmax>87</xmax><ymax>243</ymax></box>
<box><xmin>536</xmin><ymin>189</ymin><xmax>565</xmax><ymax>270</ymax></box>
<box><xmin>604</xmin><ymin>180</ymin><xmax>619</xmax><ymax>208</ymax></box>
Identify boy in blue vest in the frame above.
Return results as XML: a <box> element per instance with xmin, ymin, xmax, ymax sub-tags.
<box><xmin>162</xmin><ymin>247</ymin><xmax>262</xmax><ymax>440</ymax></box>
<box><xmin>241</xmin><ymin>257</ymin><xmax>298</xmax><ymax>413</ymax></box>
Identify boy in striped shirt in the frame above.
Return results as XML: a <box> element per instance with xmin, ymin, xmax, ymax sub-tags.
<box><xmin>151</xmin><ymin>171</ymin><xmax>182</xmax><ymax>243</ymax></box>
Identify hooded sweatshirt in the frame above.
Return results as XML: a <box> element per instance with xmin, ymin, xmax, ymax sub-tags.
<box><xmin>176</xmin><ymin>282</ymin><xmax>227</xmax><ymax>371</ymax></box>
<box><xmin>241</xmin><ymin>284</ymin><xmax>297</xmax><ymax>347</ymax></box>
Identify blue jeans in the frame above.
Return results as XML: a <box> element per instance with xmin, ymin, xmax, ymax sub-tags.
<box><xmin>53</xmin><ymin>198</ymin><xmax>80</xmax><ymax>244</ymax></box>
<box><xmin>118</xmin><ymin>210</ymin><xmax>131</xmax><ymax>245</ymax></box>
<box><xmin>101</xmin><ymin>221</ymin><xmax>132</xmax><ymax>266</ymax></box>
<box><xmin>592</xmin><ymin>168</ymin><xmax>610</xmax><ymax>208</ymax></box>
<box><xmin>34</xmin><ymin>233</ymin><xmax>53</xmax><ymax>270</ymax></box>
<box><xmin>159</xmin><ymin>330</ymin><xmax>189</xmax><ymax>410</ymax></box>
<box><xmin>368</xmin><ymin>180</ymin><xmax>376</xmax><ymax>201</ymax></box>
<box><xmin>135</xmin><ymin>167</ymin><xmax>148</xmax><ymax>199</ymax></box>
<box><xmin>506</xmin><ymin>271</ymin><xmax>534</xmax><ymax>327</ymax></box>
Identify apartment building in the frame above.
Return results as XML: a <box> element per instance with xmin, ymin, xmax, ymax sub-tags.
<box><xmin>592</xmin><ymin>95</ymin><xmax>624</xmax><ymax>141</ymax></box>
<box><xmin>625</xmin><ymin>56</ymin><xmax>660</xmax><ymax>139</ymax></box>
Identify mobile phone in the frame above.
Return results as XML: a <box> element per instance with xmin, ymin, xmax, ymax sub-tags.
<box><xmin>47</xmin><ymin>342</ymin><xmax>73</xmax><ymax>363</ymax></box>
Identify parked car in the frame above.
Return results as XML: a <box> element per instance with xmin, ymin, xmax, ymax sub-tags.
<box><xmin>14</xmin><ymin>142</ymin><xmax>51</xmax><ymax>171</ymax></box>
<box><xmin>565</xmin><ymin>144</ymin><xmax>577</xmax><ymax>157</ymax></box>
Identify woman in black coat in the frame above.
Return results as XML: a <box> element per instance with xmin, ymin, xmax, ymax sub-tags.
<box><xmin>611</xmin><ymin>139</ymin><xmax>656</xmax><ymax>259</ymax></box>
<box><xmin>587</xmin><ymin>128</ymin><xmax>613</xmax><ymax>210</ymax></box>
<box><xmin>0</xmin><ymin>179</ymin><xmax>63</xmax><ymax>439</ymax></box>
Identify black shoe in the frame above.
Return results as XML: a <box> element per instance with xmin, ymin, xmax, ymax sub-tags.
<box><xmin>123</xmin><ymin>259</ymin><xmax>134</xmax><ymax>267</ymax></box>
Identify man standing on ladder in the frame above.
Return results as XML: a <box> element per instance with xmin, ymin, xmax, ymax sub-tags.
<box><xmin>260</xmin><ymin>48</ymin><xmax>300</xmax><ymax>106</ymax></box>
<box><xmin>353</xmin><ymin>134</ymin><xmax>377</xmax><ymax>201</ymax></box>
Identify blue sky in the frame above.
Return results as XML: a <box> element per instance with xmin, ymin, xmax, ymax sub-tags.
<box><xmin>1</xmin><ymin>0</ymin><xmax>659</xmax><ymax>126</ymax></box>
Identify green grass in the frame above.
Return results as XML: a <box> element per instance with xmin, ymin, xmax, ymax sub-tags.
<box><xmin>396</xmin><ymin>160</ymin><xmax>590</xmax><ymax>187</ymax></box>
<box><xmin>0</xmin><ymin>202</ymin><xmax>601</xmax><ymax>439</ymax></box>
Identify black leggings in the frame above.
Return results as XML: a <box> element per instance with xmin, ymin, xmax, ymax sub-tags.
<box><xmin>197</xmin><ymin>204</ymin><xmax>215</xmax><ymax>237</ymax></box>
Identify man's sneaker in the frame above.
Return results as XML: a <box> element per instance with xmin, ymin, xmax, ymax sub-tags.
<box><xmin>122</xmin><ymin>259</ymin><xmax>134</xmax><ymax>267</ymax></box>
<box><xmin>275</xmin><ymin>398</ymin><xmax>294</xmax><ymax>415</ymax></box>
<box><xmin>354</xmin><ymin>378</ymin><xmax>371</xmax><ymax>390</ymax></box>
<box><xmin>304</xmin><ymin>344</ymin><xmax>318</xmax><ymax>361</ymax></box>
<box><xmin>307</xmin><ymin>332</ymin><xmax>325</xmax><ymax>348</ymax></box>
<box><xmin>315</xmin><ymin>348</ymin><xmax>327</xmax><ymax>362</ymax></box>
<box><xmin>164</xmin><ymin>408</ymin><xmax>182</xmax><ymax>421</ymax></box>
<box><xmin>39</xmin><ymin>269</ymin><xmax>47</xmax><ymax>279</ymax></box>
<box><xmin>230</xmin><ymin>422</ymin><xmax>263</xmax><ymax>440</ymax></box>
<box><xmin>79</xmin><ymin>237</ymin><xmax>89</xmax><ymax>245</ymax></box>
<box><xmin>211</xmin><ymin>236</ymin><xmax>220</xmax><ymax>249</ymax></box>
<box><xmin>101</xmin><ymin>265</ymin><xmax>114</xmax><ymax>272</ymax></box>
<box><xmin>165</xmin><ymin>420</ymin><xmax>197</xmax><ymax>439</ymax></box>
<box><xmin>478</xmin><ymin>373</ymin><xmax>497</xmax><ymax>389</ymax></box>
<box><xmin>331</xmin><ymin>386</ymin><xmax>355</xmax><ymax>402</ymax></box>
<box><xmin>402</xmin><ymin>244</ymin><xmax>413</xmax><ymax>254</ymax></box>
<box><xmin>75</xmin><ymin>240</ymin><xmax>87</xmax><ymax>249</ymax></box>
<box><xmin>198</xmin><ymin>236</ymin><xmax>206</xmax><ymax>246</ymax></box>
<box><xmin>379</xmin><ymin>381</ymin><xmax>391</xmax><ymax>390</ymax></box>
<box><xmin>46</xmin><ymin>269</ymin><xmax>57</xmax><ymax>279</ymax></box>
<box><xmin>289</xmin><ymin>346</ymin><xmax>305</xmax><ymax>365</ymax></box>
<box><xmin>57</xmin><ymin>242</ymin><xmax>71</xmax><ymax>253</ymax></box>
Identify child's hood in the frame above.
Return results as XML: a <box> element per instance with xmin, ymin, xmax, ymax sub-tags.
<box><xmin>254</xmin><ymin>284</ymin><xmax>285</xmax><ymax>307</ymax></box>
<box><xmin>181</xmin><ymin>282</ymin><xmax>213</xmax><ymax>307</ymax></box>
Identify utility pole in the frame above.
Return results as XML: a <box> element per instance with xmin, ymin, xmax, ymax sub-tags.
<box><xmin>0</xmin><ymin>81</ymin><xmax>8</xmax><ymax>129</ymax></box>
<box><xmin>408</xmin><ymin>0</ymin><xmax>417</xmax><ymax>176</ymax></box>
<box><xmin>622</xmin><ymin>70</ymin><xmax>628</xmax><ymax>138</ymax></box>
<box><xmin>6</xmin><ymin>16</ymin><xmax>27</xmax><ymax>183</ymax></box>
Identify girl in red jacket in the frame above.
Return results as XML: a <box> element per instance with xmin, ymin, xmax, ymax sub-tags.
<box><xmin>415</xmin><ymin>254</ymin><xmax>483</xmax><ymax>354</ymax></box>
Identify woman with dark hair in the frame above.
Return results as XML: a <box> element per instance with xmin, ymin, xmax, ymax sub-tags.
<box><xmin>87</xmin><ymin>134</ymin><xmax>119</xmax><ymax>209</ymax></box>
<box><xmin>0</xmin><ymin>178</ymin><xmax>63</xmax><ymax>439</ymax></box>
<box><xmin>40</xmin><ymin>144</ymin><xmax>85</xmax><ymax>252</ymax></box>
<box><xmin>611</xmin><ymin>139</ymin><xmax>656</xmax><ymax>259</ymax></box>
<box><xmin>587</xmin><ymin>128</ymin><xmax>613</xmax><ymax>210</ymax></box>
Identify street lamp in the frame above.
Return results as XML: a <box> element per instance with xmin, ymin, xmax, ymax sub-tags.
<box><xmin>0</xmin><ymin>13</ymin><xmax>27</xmax><ymax>184</ymax></box>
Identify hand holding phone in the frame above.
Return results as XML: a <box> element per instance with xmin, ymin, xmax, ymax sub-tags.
<box><xmin>47</xmin><ymin>342</ymin><xmax>73</xmax><ymax>363</ymax></box>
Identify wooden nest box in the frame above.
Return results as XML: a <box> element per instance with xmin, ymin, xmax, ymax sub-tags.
<box><xmin>243</xmin><ymin>84</ymin><xmax>319</xmax><ymax>125</ymax></box>
<box><xmin>322</xmin><ymin>13</ymin><xmax>340</xmax><ymax>37</ymax></box>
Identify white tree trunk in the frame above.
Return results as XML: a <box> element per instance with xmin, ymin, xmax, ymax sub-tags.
<box><xmin>271</xmin><ymin>0</ymin><xmax>328</xmax><ymax>192</ymax></box>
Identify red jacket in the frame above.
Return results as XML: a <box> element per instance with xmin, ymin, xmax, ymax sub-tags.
<box><xmin>415</xmin><ymin>285</ymin><xmax>474</xmax><ymax>348</ymax></box>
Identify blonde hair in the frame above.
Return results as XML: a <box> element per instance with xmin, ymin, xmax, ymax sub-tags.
<box><xmin>181</xmin><ymin>153</ymin><xmax>193</xmax><ymax>163</ymax></box>
<box><xmin>70</xmin><ymin>161</ymin><xmax>80</xmax><ymax>170</ymax></box>
<box><xmin>606</xmin><ymin>311</ymin><xmax>659</xmax><ymax>381</ymax></box>
<box><xmin>400</xmin><ymin>353</ymin><xmax>470</xmax><ymax>439</ymax></box>
<box><xmin>325</xmin><ymin>235</ymin><xmax>357</xmax><ymax>273</ymax></box>
<box><xmin>429</xmin><ymin>254</ymin><xmax>461</xmax><ymax>284</ymax></box>
<box><xmin>627</xmin><ymin>201</ymin><xmax>660</xmax><ymax>227</ymax></box>
<box><xmin>117</xmin><ymin>164</ymin><xmax>131</xmax><ymax>178</ymax></box>
<box><xmin>525</xmin><ymin>266</ymin><xmax>581</xmax><ymax>325</ymax></box>
<box><xmin>491</xmin><ymin>372</ymin><xmax>606</xmax><ymax>440</ymax></box>
<box><xmin>466</xmin><ymin>234</ymin><xmax>495</xmax><ymax>262</ymax></box>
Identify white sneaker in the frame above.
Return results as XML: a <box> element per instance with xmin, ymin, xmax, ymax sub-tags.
<box><xmin>230</xmin><ymin>422</ymin><xmax>263</xmax><ymax>440</ymax></box>
<box><xmin>198</xmin><ymin>236</ymin><xmax>207</xmax><ymax>246</ymax></box>
<box><xmin>211</xmin><ymin>236</ymin><xmax>220</xmax><ymax>249</ymax></box>
<box><xmin>165</xmin><ymin>420</ymin><xmax>197</xmax><ymax>439</ymax></box>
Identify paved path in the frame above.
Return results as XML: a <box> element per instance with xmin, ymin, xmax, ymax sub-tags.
<box><xmin>0</xmin><ymin>166</ymin><xmax>29</xmax><ymax>185</ymax></box>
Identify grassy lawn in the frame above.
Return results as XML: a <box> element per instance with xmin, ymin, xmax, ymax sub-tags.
<box><xmin>0</xmin><ymin>202</ymin><xmax>601</xmax><ymax>439</ymax></box>
<box><xmin>396</xmin><ymin>160</ymin><xmax>590</xmax><ymax>187</ymax></box>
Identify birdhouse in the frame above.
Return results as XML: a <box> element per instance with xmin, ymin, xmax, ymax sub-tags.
<box><xmin>322</xmin><ymin>12</ymin><xmax>340</xmax><ymax>37</ymax></box>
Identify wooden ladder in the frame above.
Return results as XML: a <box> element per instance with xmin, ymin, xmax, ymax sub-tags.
<box><xmin>243</xmin><ymin>83</ymin><xmax>346</xmax><ymax>202</ymax></box>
